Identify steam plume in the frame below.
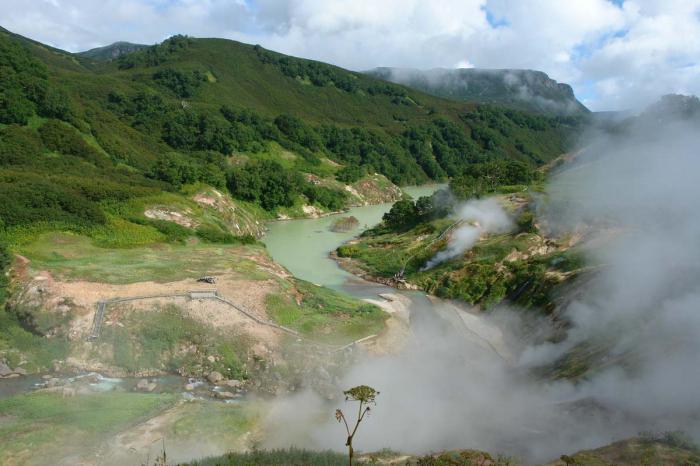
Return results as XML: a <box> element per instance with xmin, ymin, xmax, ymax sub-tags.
<box><xmin>422</xmin><ymin>198</ymin><xmax>512</xmax><ymax>269</ymax></box>
<box><xmin>260</xmin><ymin>104</ymin><xmax>700</xmax><ymax>464</ymax></box>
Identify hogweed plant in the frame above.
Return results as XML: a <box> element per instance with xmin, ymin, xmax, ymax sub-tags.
<box><xmin>335</xmin><ymin>385</ymin><xmax>379</xmax><ymax>466</ymax></box>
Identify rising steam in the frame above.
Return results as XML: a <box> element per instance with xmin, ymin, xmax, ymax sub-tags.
<box><xmin>422</xmin><ymin>198</ymin><xmax>513</xmax><ymax>270</ymax></box>
<box><xmin>260</xmin><ymin>103</ymin><xmax>700</xmax><ymax>464</ymax></box>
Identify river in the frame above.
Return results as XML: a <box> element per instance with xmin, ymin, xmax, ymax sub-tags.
<box><xmin>263</xmin><ymin>185</ymin><xmax>440</xmax><ymax>293</ymax></box>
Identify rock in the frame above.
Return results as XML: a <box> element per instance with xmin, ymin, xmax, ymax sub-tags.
<box><xmin>214</xmin><ymin>391</ymin><xmax>235</xmax><ymax>399</ymax></box>
<box><xmin>0</xmin><ymin>361</ymin><xmax>11</xmax><ymax>377</ymax></box>
<box><xmin>62</xmin><ymin>387</ymin><xmax>77</xmax><ymax>398</ymax></box>
<box><xmin>13</xmin><ymin>367</ymin><xmax>27</xmax><ymax>376</ymax></box>
<box><xmin>207</xmin><ymin>355</ymin><xmax>216</xmax><ymax>363</ymax></box>
<box><xmin>184</xmin><ymin>383</ymin><xmax>196</xmax><ymax>391</ymax></box>
<box><xmin>52</xmin><ymin>360</ymin><xmax>63</xmax><ymax>373</ymax></box>
<box><xmin>136</xmin><ymin>378</ymin><xmax>156</xmax><ymax>392</ymax></box>
<box><xmin>223</xmin><ymin>379</ymin><xmax>242</xmax><ymax>389</ymax></box>
<box><xmin>42</xmin><ymin>374</ymin><xmax>53</xmax><ymax>380</ymax></box>
<box><xmin>207</xmin><ymin>371</ymin><xmax>224</xmax><ymax>384</ymax></box>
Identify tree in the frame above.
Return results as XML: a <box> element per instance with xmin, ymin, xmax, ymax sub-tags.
<box><xmin>335</xmin><ymin>385</ymin><xmax>379</xmax><ymax>466</ymax></box>
<box><xmin>382</xmin><ymin>199</ymin><xmax>417</xmax><ymax>230</ymax></box>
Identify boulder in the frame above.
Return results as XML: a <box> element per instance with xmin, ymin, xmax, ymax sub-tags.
<box><xmin>13</xmin><ymin>367</ymin><xmax>28</xmax><ymax>376</ymax></box>
<box><xmin>0</xmin><ymin>361</ymin><xmax>12</xmax><ymax>377</ymax></box>
<box><xmin>214</xmin><ymin>391</ymin><xmax>235</xmax><ymax>399</ymax></box>
<box><xmin>207</xmin><ymin>371</ymin><xmax>224</xmax><ymax>384</ymax></box>
<box><xmin>184</xmin><ymin>383</ymin><xmax>196</xmax><ymax>391</ymax></box>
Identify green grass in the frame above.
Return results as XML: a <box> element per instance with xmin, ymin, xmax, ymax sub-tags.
<box><xmin>186</xmin><ymin>448</ymin><xmax>351</xmax><ymax>466</ymax></box>
<box><xmin>267</xmin><ymin>280</ymin><xmax>386</xmax><ymax>344</ymax></box>
<box><xmin>99</xmin><ymin>304</ymin><xmax>249</xmax><ymax>377</ymax></box>
<box><xmin>169</xmin><ymin>401</ymin><xmax>258</xmax><ymax>442</ymax></box>
<box><xmin>19</xmin><ymin>232</ymin><xmax>268</xmax><ymax>283</ymax></box>
<box><xmin>339</xmin><ymin>201</ymin><xmax>584</xmax><ymax>310</ymax></box>
<box><xmin>0</xmin><ymin>391</ymin><xmax>176</xmax><ymax>465</ymax></box>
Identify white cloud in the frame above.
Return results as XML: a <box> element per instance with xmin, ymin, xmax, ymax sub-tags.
<box><xmin>0</xmin><ymin>0</ymin><xmax>698</xmax><ymax>111</ymax></box>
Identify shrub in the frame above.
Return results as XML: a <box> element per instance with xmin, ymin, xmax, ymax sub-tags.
<box><xmin>195</xmin><ymin>225</ymin><xmax>237</xmax><ymax>243</ymax></box>
<box><xmin>153</xmin><ymin>68</ymin><xmax>206</xmax><ymax>98</ymax></box>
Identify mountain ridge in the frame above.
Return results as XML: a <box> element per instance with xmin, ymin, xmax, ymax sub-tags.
<box><xmin>77</xmin><ymin>41</ymin><xmax>148</xmax><ymax>61</ymax></box>
<box><xmin>366</xmin><ymin>66</ymin><xmax>589</xmax><ymax>116</ymax></box>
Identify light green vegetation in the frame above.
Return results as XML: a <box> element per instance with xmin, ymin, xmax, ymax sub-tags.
<box><xmin>186</xmin><ymin>448</ymin><xmax>351</xmax><ymax>466</ymax></box>
<box><xmin>167</xmin><ymin>400</ymin><xmax>259</xmax><ymax>446</ymax></box>
<box><xmin>338</xmin><ymin>197</ymin><xmax>585</xmax><ymax>311</ymax></box>
<box><xmin>544</xmin><ymin>434</ymin><xmax>700</xmax><ymax>466</ymax></box>
<box><xmin>0</xmin><ymin>391</ymin><xmax>176</xmax><ymax>465</ymax></box>
<box><xmin>266</xmin><ymin>280</ymin><xmax>386</xmax><ymax>344</ymax></box>
<box><xmin>19</xmin><ymin>232</ymin><xmax>266</xmax><ymax>284</ymax></box>
<box><xmin>99</xmin><ymin>304</ymin><xmax>249</xmax><ymax>377</ymax></box>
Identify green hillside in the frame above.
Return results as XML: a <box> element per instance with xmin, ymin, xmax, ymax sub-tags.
<box><xmin>0</xmin><ymin>28</ymin><xmax>584</xmax><ymax>245</ymax></box>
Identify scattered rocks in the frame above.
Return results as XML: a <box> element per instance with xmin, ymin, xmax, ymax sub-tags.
<box><xmin>0</xmin><ymin>361</ymin><xmax>29</xmax><ymax>378</ymax></box>
<box><xmin>223</xmin><ymin>379</ymin><xmax>242</xmax><ymax>389</ymax></box>
<box><xmin>0</xmin><ymin>361</ymin><xmax>12</xmax><ymax>377</ymax></box>
<box><xmin>214</xmin><ymin>391</ymin><xmax>235</xmax><ymax>399</ymax></box>
<box><xmin>46</xmin><ymin>377</ymin><xmax>62</xmax><ymax>388</ymax></box>
<box><xmin>207</xmin><ymin>371</ymin><xmax>224</xmax><ymax>384</ymax></box>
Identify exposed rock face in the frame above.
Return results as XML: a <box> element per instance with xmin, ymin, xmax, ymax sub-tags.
<box><xmin>77</xmin><ymin>42</ymin><xmax>148</xmax><ymax>61</ymax></box>
<box><xmin>144</xmin><ymin>207</ymin><xmax>198</xmax><ymax>228</ymax></box>
<box><xmin>193</xmin><ymin>189</ymin><xmax>265</xmax><ymax>238</ymax></box>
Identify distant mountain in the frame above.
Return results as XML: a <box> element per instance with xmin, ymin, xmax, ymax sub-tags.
<box><xmin>643</xmin><ymin>93</ymin><xmax>700</xmax><ymax>120</ymax></box>
<box><xmin>366</xmin><ymin>67</ymin><xmax>589</xmax><ymax>116</ymax></box>
<box><xmin>77</xmin><ymin>41</ymin><xmax>148</xmax><ymax>61</ymax></box>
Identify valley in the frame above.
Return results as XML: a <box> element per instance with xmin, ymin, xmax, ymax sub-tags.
<box><xmin>0</xmin><ymin>18</ymin><xmax>699</xmax><ymax>466</ymax></box>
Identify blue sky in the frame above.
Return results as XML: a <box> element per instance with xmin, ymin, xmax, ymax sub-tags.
<box><xmin>1</xmin><ymin>0</ymin><xmax>699</xmax><ymax>111</ymax></box>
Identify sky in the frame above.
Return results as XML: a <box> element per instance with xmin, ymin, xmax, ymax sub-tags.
<box><xmin>1</xmin><ymin>0</ymin><xmax>699</xmax><ymax>111</ymax></box>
